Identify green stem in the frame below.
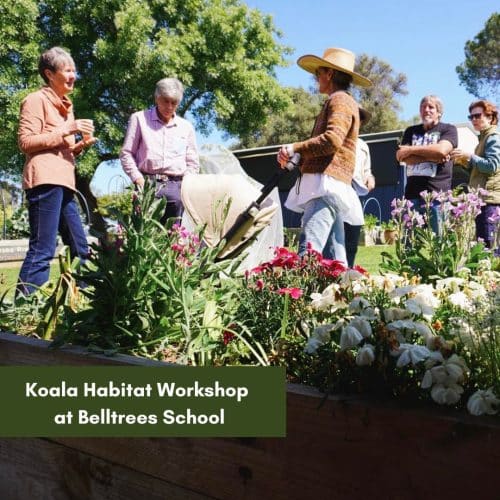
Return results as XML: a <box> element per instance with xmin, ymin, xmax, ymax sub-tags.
<box><xmin>280</xmin><ymin>293</ymin><xmax>289</xmax><ymax>339</ymax></box>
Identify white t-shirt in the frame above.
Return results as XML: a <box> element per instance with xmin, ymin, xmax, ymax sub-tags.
<box><xmin>285</xmin><ymin>173</ymin><xmax>364</xmax><ymax>225</ymax></box>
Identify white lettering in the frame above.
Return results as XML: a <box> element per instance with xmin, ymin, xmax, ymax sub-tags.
<box><xmin>156</xmin><ymin>381</ymin><xmax>248</xmax><ymax>402</ymax></box>
<box><xmin>25</xmin><ymin>381</ymin><xmax>78</xmax><ymax>398</ymax></box>
<box><xmin>162</xmin><ymin>408</ymin><xmax>225</xmax><ymax>425</ymax></box>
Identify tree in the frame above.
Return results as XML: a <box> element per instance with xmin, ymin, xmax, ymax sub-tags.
<box><xmin>234</xmin><ymin>54</ymin><xmax>409</xmax><ymax>148</ymax></box>
<box><xmin>0</xmin><ymin>0</ymin><xmax>291</xmax><ymax>232</ymax></box>
<box><xmin>234</xmin><ymin>87</ymin><xmax>323</xmax><ymax>148</ymax></box>
<box><xmin>456</xmin><ymin>13</ymin><xmax>499</xmax><ymax>100</ymax></box>
<box><xmin>0</xmin><ymin>2</ymin><xmax>42</xmax><ymax>175</ymax></box>
<box><xmin>351</xmin><ymin>54</ymin><xmax>408</xmax><ymax>134</ymax></box>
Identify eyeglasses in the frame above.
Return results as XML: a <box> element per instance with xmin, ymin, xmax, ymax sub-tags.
<box><xmin>468</xmin><ymin>113</ymin><xmax>483</xmax><ymax>120</ymax></box>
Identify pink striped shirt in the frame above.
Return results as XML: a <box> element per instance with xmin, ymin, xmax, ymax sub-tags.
<box><xmin>120</xmin><ymin>107</ymin><xmax>199</xmax><ymax>183</ymax></box>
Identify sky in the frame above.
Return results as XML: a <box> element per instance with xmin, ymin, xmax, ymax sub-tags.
<box><xmin>92</xmin><ymin>0</ymin><xmax>498</xmax><ymax>194</ymax></box>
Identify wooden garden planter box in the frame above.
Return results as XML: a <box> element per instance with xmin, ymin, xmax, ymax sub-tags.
<box><xmin>1</xmin><ymin>332</ymin><xmax>499</xmax><ymax>500</ymax></box>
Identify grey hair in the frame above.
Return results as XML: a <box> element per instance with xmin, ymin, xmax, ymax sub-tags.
<box><xmin>38</xmin><ymin>47</ymin><xmax>74</xmax><ymax>83</ymax></box>
<box><xmin>154</xmin><ymin>78</ymin><xmax>184</xmax><ymax>103</ymax></box>
<box><xmin>420</xmin><ymin>95</ymin><xmax>444</xmax><ymax>116</ymax></box>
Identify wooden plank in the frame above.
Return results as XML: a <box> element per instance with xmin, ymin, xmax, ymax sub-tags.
<box><xmin>51</xmin><ymin>390</ymin><xmax>500</xmax><ymax>500</ymax></box>
<box><xmin>1</xmin><ymin>332</ymin><xmax>500</xmax><ymax>499</ymax></box>
<box><xmin>0</xmin><ymin>332</ymin><xmax>168</xmax><ymax>367</ymax></box>
<box><xmin>0</xmin><ymin>438</ymin><xmax>211</xmax><ymax>500</ymax></box>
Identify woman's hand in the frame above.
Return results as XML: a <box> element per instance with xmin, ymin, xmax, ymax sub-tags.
<box><xmin>450</xmin><ymin>148</ymin><xmax>471</xmax><ymax>167</ymax></box>
<box><xmin>71</xmin><ymin>136</ymin><xmax>97</xmax><ymax>156</ymax></box>
<box><xmin>62</xmin><ymin>119</ymin><xmax>95</xmax><ymax>138</ymax></box>
<box><xmin>277</xmin><ymin>145</ymin><xmax>293</xmax><ymax>169</ymax></box>
<box><xmin>365</xmin><ymin>175</ymin><xmax>376</xmax><ymax>191</ymax></box>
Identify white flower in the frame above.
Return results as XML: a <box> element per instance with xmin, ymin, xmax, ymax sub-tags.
<box><xmin>392</xmin><ymin>284</ymin><xmax>440</xmax><ymax>320</ymax></box>
<box><xmin>356</xmin><ymin>344</ymin><xmax>375</xmax><ymax>366</ymax></box>
<box><xmin>413</xmin><ymin>321</ymin><xmax>435</xmax><ymax>344</ymax></box>
<box><xmin>391</xmin><ymin>343</ymin><xmax>431</xmax><ymax>367</ymax></box>
<box><xmin>445</xmin><ymin>354</ymin><xmax>470</xmax><ymax>380</ymax></box>
<box><xmin>421</xmin><ymin>370</ymin><xmax>433</xmax><ymax>389</ymax></box>
<box><xmin>405</xmin><ymin>293</ymin><xmax>440</xmax><ymax>319</ymax></box>
<box><xmin>349</xmin><ymin>297</ymin><xmax>370</xmax><ymax>314</ymax></box>
<box><xmin>304</xmin><ymin>324</ymin><xmax>334</xmax><ymax>354</ymax></box>
<box><xmin>449</xmin><ymin>317</ymin><xmax>477</xmax><ymax>348</ymax></box>
<box><xmin>390</xmin><ymin>285</ymin><xmax>417</xmax><ymax>298</ymax></box>
<box><xmin>387</xmin><ymin>319</ymin><xmax>417</xmax><ymax>331</ymax></box>
<box><xmin>340</xmin><ymin>268</ymin><xmax>366</xmax><ymax>286</ymax></box>
<box><xmin>465</xmin><ymin>281</ymin><xmax>488</xmax><ymax>301</ymax></box>
<box><xmin>448</xmin><ymin>291</ymin><xmax>472</xmax><ymax>310</ymax></box>
<box><xmin>383</xmin><ymin>307</ymin><xmax>411</xmax><ymax>322</ymax></box>
<box><xmin>348</xmin><ymin>317</ymin><xmax>372</xmax><ymax>338</ymax></box>
<box><xmin>310</xmin><ymin>284</ymin><xmax>345</xmax><ymax>311</ymax></box>
<box><xmin>360</xmin><ymin>307</ymin><xmax>379</xmax><ymax>321</ymax></box>
<box><xmin>435</xmin><ymin>277</ymin><xmax>465</xmax><ymax>292</ymax></box>
<box><xmin>430</xmin><ymin>383</ymin><xmax>464</xmax><ymax>405</ymax></box>
<box><xmin>340</xmin><ymin>325</ymin><xmax>363</xmax><ymax>351</ymax></box>
<box><xmin>467</xmin><ymin>388</ymin><xmax>499</xmax><ymax>416</ymax></box>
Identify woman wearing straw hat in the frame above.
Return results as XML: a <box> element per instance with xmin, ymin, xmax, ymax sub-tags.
<box><xmin>278</xmin><ymin>47</ymin><xmax>371</xmax><ymax>265</ymax></box>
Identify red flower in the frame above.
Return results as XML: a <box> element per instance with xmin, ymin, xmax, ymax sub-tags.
<box><xmin>269</xmin><ymin>247</ymin><xmax>301</xmax><ymax>269</ymax></box>
<box><xmin>318</xmin><ymin>258</ymin><xmax>347</xmax><ymax>278</ymax></box>
<box><xmin>223</xmin><ymin>331</ymin><xmax>236</xmax><ymax>345</ymax></box>
<box><xmin>277</xmin><ymin>287</ymin><xmax>303</xmax><ymax>299</ymax></box>
<box><xmin>352</xmin><ymin>264</ymin><xmax>368</xmax><ymax>275</ymax></box>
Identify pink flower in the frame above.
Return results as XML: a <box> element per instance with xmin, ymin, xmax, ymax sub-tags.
<box><xmin>277</xmin><ymin>287</ymin><xmax>303</xmax><ymax>299</ymax></box>
<box><xmin>171</xmin><ymin>243</ymin><xmax>184</xmax><ymax>253</ymax></box>
<box><xmin>255</xmin><ymin>279</ymin><xmax>265</xmax><ymax>290</ymax></box>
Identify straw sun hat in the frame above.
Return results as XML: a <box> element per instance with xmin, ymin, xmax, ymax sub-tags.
<box><xmin>297</xmin><ymin>47</ymin><xmax>372</xmax><ymax>88</ymax></box>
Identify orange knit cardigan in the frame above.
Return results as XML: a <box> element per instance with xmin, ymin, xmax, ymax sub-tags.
<box><xmin>292</xmin><ymin>90</ymin><xmax>359</xmax><ymax>184</ymax></box>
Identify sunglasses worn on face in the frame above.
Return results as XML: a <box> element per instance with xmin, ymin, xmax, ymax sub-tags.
<box><xmin>468</xmin><ymin>113</ymin><xmax>483</xmax><ymax>120</ymax></box>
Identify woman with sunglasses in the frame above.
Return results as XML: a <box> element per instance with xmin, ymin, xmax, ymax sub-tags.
<box><xmin>451</xmin><ymin>100</ymin><xmax>500</xmax><ymax>254</ymax></box>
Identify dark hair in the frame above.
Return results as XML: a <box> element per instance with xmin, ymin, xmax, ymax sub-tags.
<box><xmin>469</xmin><ymin>99</ymin><xmax>498</xmax><ymax>125</ymax></box>
<box><xmin>38</xmin><ymin>47</ymin><xmax>74</xmax><ymax>83</ymax></box>
<box><xmin>331</xmin><ymin>70</ymin><xmax>352</xmax><ymax>91</ymax></box>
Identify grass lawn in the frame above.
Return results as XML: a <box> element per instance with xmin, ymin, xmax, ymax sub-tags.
<box><xmin>356</xmin><ymin>244</ymin><xmax>395</xmax><ymax>274</ymax></box>
<box><xmin>0</xmin><ymin>263</ymin><xmax>59</xmax><ymax>300</ymax></box>
<box><xmin>0</xmin><ymin>245</ymin><xmax>395</xmax><ymax>300</ymax></box>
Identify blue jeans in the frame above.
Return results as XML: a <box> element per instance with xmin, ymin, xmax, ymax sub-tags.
<box><xmin>410</xmin><ymin>198</ymin><xmax>442</xmax><ymax>235</ymax></box>
<box><xmin>298</xmin><ymin>197</ymin><xmax>347</xmax><ymax>265</ymax></box>
<box><xmin>17</xmin><ymin>185</ymin><xmax>88</xmax><ymax>295</ymax></box>
<box><xmin>344</xmin><ymin>223</ymin><xmax>362</xmax><ymax>268</ymax></box>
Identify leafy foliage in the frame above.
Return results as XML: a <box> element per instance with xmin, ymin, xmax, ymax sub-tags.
<box><xmin>234</xmin><ymin>54</ymin><xmax>410</xmax><ymax>148</ymax></box>
<box><xmin>381</xmin><ymin>189</ymin><xmax>492</xmax><ymax>281</ymax></box>
<box><xmin>96</xmin><ymin>192</ymin><xmax>133</xmax><ymax>218</ymax></box>
<box><xmin>62</xmin><ymin>182</ymin><xmax>248</xmax><ymax>365</ymax></box>
<box><xmin>351</xmin><ymin>54</ymin><xmax>409</xmax><ymax>133</ymax></box>
<box><xmin>234</xmin><ymin>87</ymin><xmax>322</xmax><ymax>148</ymax></box>
<box><xmin>0</xmin><ymin>0</ymin><xmax>291</xmax><ymax>180</ymax></box>
<box><xmin>456</xmin><ymin>13</ymin><xmax>500</xmax><ymax>100</ymax></box>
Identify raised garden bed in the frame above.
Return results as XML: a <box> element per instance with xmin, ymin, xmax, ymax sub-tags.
<box><xmin>1</xmin><ymin>332</ymin><xmax>499</xmax><ymax>499</ymax></box>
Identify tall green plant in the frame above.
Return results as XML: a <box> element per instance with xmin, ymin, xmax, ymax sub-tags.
<box><xmin>381</xmin><ymin>189</ymin><xmax>490</xmax><ymax>281</ymax></box>
<box><xmin>63</xmin><ymin>183</ymin><xmax>244</xmax><ymax>364</ymax></box>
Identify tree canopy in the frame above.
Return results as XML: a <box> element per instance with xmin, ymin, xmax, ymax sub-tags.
<box><xmin>0</xmin><ymin>0</ymin><xmax>292</xmax><ymax>181</ymax></box>
<box><xmin>351</xmin><ymin>54</ymin><xmax>408</xmax><ymax>134</ymax></box>
<box><xmin>456</xmin><ymin>12</ymin><xmax>499</xmax><ymax>100</ymax></box>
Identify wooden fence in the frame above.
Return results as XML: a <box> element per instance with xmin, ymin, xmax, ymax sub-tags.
<box><xmin>1</xmin><ymin>332</ymin><xmax>499</xmax><ymax>500</ymax></box>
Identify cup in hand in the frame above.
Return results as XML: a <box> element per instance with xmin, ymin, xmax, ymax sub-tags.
<box><xmin>79</xmin><ymin>119</ymin><xmax>94</xmax><ymax>141</ymax></box>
